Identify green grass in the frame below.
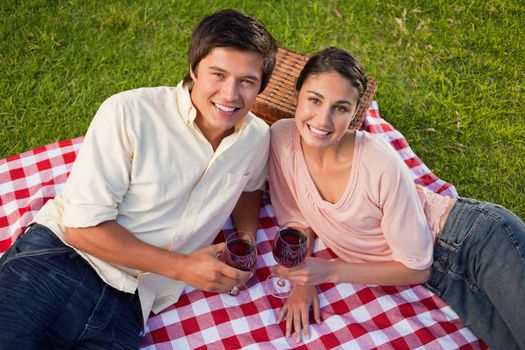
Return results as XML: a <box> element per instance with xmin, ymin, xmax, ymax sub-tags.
<box><xmin>1</xmin><ymin>0</ymin><xmax>524</xmax><ymax>218</ymax></box>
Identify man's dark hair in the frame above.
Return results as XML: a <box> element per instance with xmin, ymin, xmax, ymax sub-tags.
<box><xmin>183</xmin><ymin>9</ymin><xmax>277</xmax><ymax>94</ymax></box>
<box><xmin>296</xmin><ymin>47</ymin><xmax>368</xmax><ymax>106</ymax></box>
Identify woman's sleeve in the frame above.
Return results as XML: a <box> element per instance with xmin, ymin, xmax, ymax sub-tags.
<box><xmin>268</xmin><ymin>123</ymin><xmax>307</xmax><ymax>227</ymax></box>
<box><xmin>61</xmin><ymin>95</ymin><xmax>133</xmax><ymax>228</ymax></box>
<box><xmin>372</xmin><ymin>139</ymin><xmax>435</xmax><ymax>270</ymax></box>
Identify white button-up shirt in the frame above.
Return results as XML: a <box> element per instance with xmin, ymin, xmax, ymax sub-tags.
<box><xmin>35</xmin><ymin>82</ymin><xmax>270</xmax><ymax>320</ymax></box>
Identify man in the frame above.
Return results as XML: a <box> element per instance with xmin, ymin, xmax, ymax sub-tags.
<box><xmin>0</xmin><ymin>9</ymin><xmax>277</xmax><ymax>349</ymax></box>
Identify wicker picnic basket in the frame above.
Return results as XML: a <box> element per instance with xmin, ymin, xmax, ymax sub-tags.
<box><xmin>251</xmin><ymin>47</ymin><xmax>378</xmax><ymax>129</ymax></box>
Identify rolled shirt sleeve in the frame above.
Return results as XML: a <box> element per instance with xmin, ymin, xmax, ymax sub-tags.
<box><xmin>61</xmin><ymin>95</ymin><xmax>133</xmax><ymax>228</ymax></box>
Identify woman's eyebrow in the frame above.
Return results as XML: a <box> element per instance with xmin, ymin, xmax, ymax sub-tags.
<box><xmin>306</xmin><ymin>90</ymin><xmax>324</xmax><ymax>99</ymax></box>
<box><xmin>307</xmin><ymin>90</ymin><xmax>352</xmax><ymax>105</ymax></box>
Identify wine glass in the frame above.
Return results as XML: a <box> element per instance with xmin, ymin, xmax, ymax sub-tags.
<box><xmin>267</xmin><ymin>221</ymin><xmax>308</xmax><ymax>298</ymax></box>
<box><xmin>220</xmin><ymin>232</ymin><xmax>258</xmax><ymax>305</ymax></box>
<box><xmin>222</xmin><ymin>232</ymin><xmax>257</xmax><ymax>272</ymax></box>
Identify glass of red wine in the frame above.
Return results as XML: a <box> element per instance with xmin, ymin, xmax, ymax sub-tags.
<box><xmin>220</xmin><ymin>232</ymin><xmax>258</xmax><ymax>305</ymax></box>
<box><xmin>222</xmin><ymin>232</ymin><xmax>257</xmax><ymax>272</ymax></box>
<box><xmin>267</xmin><ymin>221</ymin><xmax>308</xmax><ymax>298</ymax></box>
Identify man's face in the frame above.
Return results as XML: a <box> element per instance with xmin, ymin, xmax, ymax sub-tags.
<box><xmin>190</xmin><ymin>47</ymin><xmax>263</xmax><ymax>138</ymax></box>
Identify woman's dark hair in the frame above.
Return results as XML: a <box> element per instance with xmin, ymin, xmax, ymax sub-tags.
<box><xmin>296</xmin><ymin>47</ymin><xmax>368</xmax><ymax>105</ymax></box>
<box><xmin>183</xmin><ymin>9</ymin><xmax>277</xmax><ymax>93</ymax></box>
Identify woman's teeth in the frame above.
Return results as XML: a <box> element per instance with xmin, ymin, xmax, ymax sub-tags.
<box><xmin>308</xmin><ymin>124</ymin><xmax>330</xmax><ymax>136</ymax></box>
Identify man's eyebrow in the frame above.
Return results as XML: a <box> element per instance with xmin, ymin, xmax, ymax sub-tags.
<box><xmin>209</xmin><ymin>66</ymin><xmax>260</xmax><ymax>81</ymax></box>
<box><xmin>306</xmin><ymin>90</ymin><xmax>353</xmax><ymax>105</ymax></box>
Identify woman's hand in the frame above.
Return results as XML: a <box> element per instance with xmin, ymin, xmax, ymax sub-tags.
<box><xmin>277</xmin><ymin>284</ymin><xmax>321</xmax><ymax>343</ymax></box>
<box><xmin>271</xmin><ymin>256</ymin><xmax>336</xmax><ymax>286</ymax></box>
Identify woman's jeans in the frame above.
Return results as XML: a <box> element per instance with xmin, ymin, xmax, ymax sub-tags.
<box><xmin>425</xmin><ymin>198</ymin><xmax>525</xmax><ymax>350</ymax></box>
<box><xmin>0</xmin><ymin>224</ymin><xmax>142</xmax><ymax>349</ymax></box>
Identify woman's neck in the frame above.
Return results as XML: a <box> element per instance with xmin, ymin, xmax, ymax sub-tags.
<box><xmin>301</xmin><ymin>131</ymin><xmax>355</xmax><ymax>167</ymax></box>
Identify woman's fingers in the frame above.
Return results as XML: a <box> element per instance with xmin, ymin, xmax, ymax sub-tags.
<box><xmin>285</xmin><ymin>308</ymin><xmax>294</xmax><ymax>337</ymax></box>
<box><xmin>277</xmin><ymin>304</ymin><xmax>288</xmax><ymax>323</ymax></box>
<box><xmin>293</xmin><ymin>308</ymin><xmax>304</xmax><ymax>343</ymax></box>
<box><xmin>300</xmin><ymin>306</ymin><xmax>310</xmax><ymax>340</ymax></box>
<box><xmin>277</xmin><ymin>285</ymin><xmax>321</xmax><ymax>343</ymax></box>
<box><xmin>313</xmin><ymin>295</ymin><xmax>321</xmax><ymax>324</ymax></box>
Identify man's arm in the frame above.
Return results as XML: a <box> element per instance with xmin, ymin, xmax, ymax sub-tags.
<box><xmin>230</xmin><ymin>190</ymin><xmax>263</xmax><ymax>243</ymax></box>
<box><xmin>64</xmin><ymin>221</ymin><xmax>249</xmax><ymax>293</ymax></box>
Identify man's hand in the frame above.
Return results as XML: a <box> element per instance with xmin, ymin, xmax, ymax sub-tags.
<box><xmin>178</xmin><ymin>243</ymin><xmax>252</xmax><ymax>293</ymax></box>
<box><xmin>277</xmin><ymin>284</ymin><xmax>321</xmax><ymax>343</ymax></box>
<box><xmin>65</xmin><ymin>221</ymin><xmax>255</xmax><ymax>293</ymax></box>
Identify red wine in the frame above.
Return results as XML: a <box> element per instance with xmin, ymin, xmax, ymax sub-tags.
<box><xmin>224</xmin><ymin>238</ymin><xmax>256</xmax><ymax>271</ymax></box>
<box><xmin>272</xmin><ymin>228</ymin><xmax>307</xmax><ymax>268</ymax></box>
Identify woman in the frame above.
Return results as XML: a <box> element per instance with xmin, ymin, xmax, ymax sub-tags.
<box><xmin>268</xmin><ymin>47</ymin><xmax>525</xmax><ymax>349</ymax></box>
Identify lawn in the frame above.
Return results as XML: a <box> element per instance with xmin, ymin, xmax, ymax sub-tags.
<box><xmin>1</xmin><ymin>0</ymin><xmax>524</xmax><ymax>218</ymax></box>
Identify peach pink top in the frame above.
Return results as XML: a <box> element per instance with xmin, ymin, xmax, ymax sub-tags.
<box><xmin>269</xmin><ymin>119</ymin><xmax>449</xmax><ymax>270</ymax></box>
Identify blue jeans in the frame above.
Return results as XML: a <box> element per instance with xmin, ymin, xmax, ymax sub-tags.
<box><xmin>0</xmin><ymin>224</ymin><xmax>142</xmax><ymax>349</ymax></box>
<box><xmin>425</xmin><ymin>198</ymin><xmax>525</xmax><ymax>350</ymax></box>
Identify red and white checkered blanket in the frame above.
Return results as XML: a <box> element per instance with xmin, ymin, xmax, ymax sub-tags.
<box><xmin>0</xmin><ymin>102</ymin><xmax>486</xmax><ymax>349</ymax></box>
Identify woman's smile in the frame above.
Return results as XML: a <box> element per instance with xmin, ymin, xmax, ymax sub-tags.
<box><xmin>307</xmin><ymin>124</ymin><xmax>332</xmax><ymax>137</ymax></box>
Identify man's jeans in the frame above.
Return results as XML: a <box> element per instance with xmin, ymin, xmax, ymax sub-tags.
<box><xmin>0</xmin><ymin>224</ymin><xmax>142</xmax><ymax>349</ymax></box>
<box><xmin>426</xmin><ymin>198</ymin><xmax>525</xmax><ymax>350</ymax></box>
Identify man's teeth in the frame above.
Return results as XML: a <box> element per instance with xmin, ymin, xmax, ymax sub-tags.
<box><xmin>215</xmin><ymin>103</ymin><xmax>236</xmax><ymax>112</ymax></box>
<box><xmin>309</xmin><ymin>125</ymin><xmax>330</xmax><ymax>136</ymax></box>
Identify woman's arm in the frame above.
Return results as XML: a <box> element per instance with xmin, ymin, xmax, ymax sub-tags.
<box><xmin>272</xmin><ymin>257</ymin><xmax>431</xmax><ymax>287</ymax></box>
<box><xmin>333</xmin><ymin>259</ymin><xmax>431</xmax><ymax>285</ymax></box>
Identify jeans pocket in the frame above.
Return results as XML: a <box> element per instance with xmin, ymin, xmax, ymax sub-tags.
<box><xmin>1</xmin><ymin>227</ymin><xmax>84</xmax><ymax>286</ymax></box>
<box><xmin>3</xmin><ymin>224</ymin><xmax>70</xmax><ymax>260</ymax></box>
<box><xmin>4</xmin><ymin>245</ymin><xmax>72</xmax><ymax>264</ymax></box>
<box><xmin>440</xmin><ymin>199</ymin><xmax>485</xmax><ymax>248</ymax></box>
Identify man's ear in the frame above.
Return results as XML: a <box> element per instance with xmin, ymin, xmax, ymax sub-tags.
<box><xmin>190</xmin><ymin>65</ymin><xmax>197</xmax><ymax>81</ymax></box>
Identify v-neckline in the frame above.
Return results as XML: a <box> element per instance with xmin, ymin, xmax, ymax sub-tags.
<box><xmin>293</xmin><ymin>128</ymin><xmax>361</xmax><ymax>209</ymax></box>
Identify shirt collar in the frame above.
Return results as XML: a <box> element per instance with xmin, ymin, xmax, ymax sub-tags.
<box><xmin>175</xmin><ymin>81</ymin><xmax>197</xmax><ymax>124</ymax></box>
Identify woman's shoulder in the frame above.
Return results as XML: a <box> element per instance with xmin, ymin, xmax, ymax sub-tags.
<box><xmin>359</xmin><ymin>131</ymin><xmax>391</xmax><ymax>151</ymax></box>
<box><xmin>358</xmin><ymin>131</ymin><xmax>404</xmax><ymax>170</ymax></box>
<box><xmin>270</xmin><ymin>118</ymin><xmax>295</xmax><ymax>134</ymax></box>
<box><xmin>270</xmin><ymin>118</ymin><xmax>296</xmax><ymax>150</ymax></box>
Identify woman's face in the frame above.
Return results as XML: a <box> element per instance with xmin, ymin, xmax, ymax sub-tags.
<box><xmin>295</xmin><ymin>71</ymin><xmax>360</xmax><ymax>149</ymax></box>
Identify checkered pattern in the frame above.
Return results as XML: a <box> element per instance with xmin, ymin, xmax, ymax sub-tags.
<box><xmin>363</xmin><ymin>102</ymin><xmax>457</xmax><ymax>198</ymax></box>
<box><xmin>0</xmin><ymin>104</ymin><xmax>486</xmax><ymax>349</ymax></box>
<box><xmin>0</xmin><ymin>137</ymin><xmax>83</xmax><ymax>252</ymax></box>
<box><xmin>139</xmin><ymin>201</ymin><xmax>484</xmax><ymax>350</ymax></box>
